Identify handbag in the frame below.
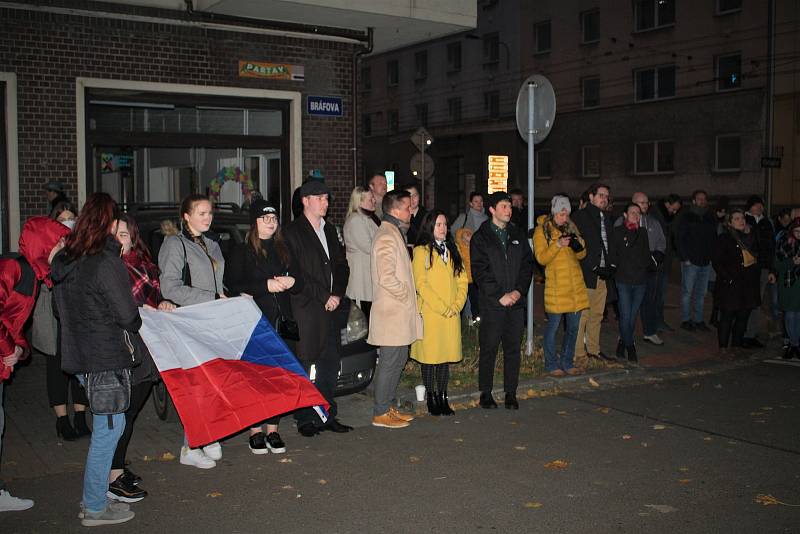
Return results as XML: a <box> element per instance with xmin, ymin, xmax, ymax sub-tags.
<box><xmin>273</xmin><ymin>293</ymin><xmax>300</xmax><ymax>341</ymax></box>
<box><xmin>85</xmin><ymin>368</ymin><xmax>131</xmax><ymax>415</ymax></box>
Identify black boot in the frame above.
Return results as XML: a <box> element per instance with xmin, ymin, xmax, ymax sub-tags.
<box><xmin>783</xmin><ymin>345</ymin><xmax>793</xmax><ymax>360</ymax></box>
<box><xmin>616</xmin><ymin>339</ymin><xmax>625</xmax><ymax>359</ymax></box>
<box><xmin>426</xmin><ymin>391</ymin><xmax>441</xmax><ymax>416</ymax></box>
<box><xmin>56</xmin><ymin>415</ymin><xmax>78</xmax><ymax>441</ymax></box>
<box><xmin>439</xmin><ymin>391</ymin><xmax>454</xmax><ymax>415</ymax></box>
<box><xmin>73</xmin><ymin>411</ymin><xmax>91</xmax><ymax>438</ymax></box>
<box><xmin>626</xmin><ymin>344</ymin><xmax>638</xmax><ymax>364</ymax></box>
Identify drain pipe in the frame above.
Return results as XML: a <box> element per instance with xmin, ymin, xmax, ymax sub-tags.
<box><xmin>352</xmin><ymin>28</ymin><xmax>374</xmax><ymax>187</ymax></box>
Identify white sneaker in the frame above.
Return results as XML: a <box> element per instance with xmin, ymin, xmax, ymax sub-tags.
<box><xmin>643</xmin><ymin>334</ymin><xmax>664</xmax><ymax>346</ymax></box>
<box><xmin>180</xmin><ymin>446</ymin><xmax>216</xmax><ymax>469</ymax></box>
<box><xmin>0</xmin><ymin>489</ymin><xmax>34</xmax><ymax>512</ymax></box>
<box><xmin>78</xmin><ymin>501</ymin><xmax>129</xmax><ymax>520</ymax></box>
<box><xmin>202</xmin><ymin>442</ymin><xmax>222</xmax><ymax>461</ymax></box>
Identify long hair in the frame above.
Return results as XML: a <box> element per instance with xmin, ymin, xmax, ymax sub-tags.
<box><xmin>63</xmin><ymin>193</ymin><xmax>118</xmax><ymax>259</ymax></box>
<box><xmin>416</xmin><ymin>209</ymin><xmax>464</xmax><ymax>276</ymax></box>
<box><xmin>246</xmin><ymin>221</ymin><xmax>291</xmax><ymax>267</ymax></box>
<box><xmin>116</xmin><ymin>213</ymin><xmax>152</xmax><ymax>263</ymax></box>
<box><xmin>347</xmin><ymin>186</ymin><xmax>369</xmax><ymax>217</ymax></box>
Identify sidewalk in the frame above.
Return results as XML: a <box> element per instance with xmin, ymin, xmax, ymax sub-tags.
<box><xmin>0</xmin><ymin>278</ymin><xmax>780</xmax><ymax>482</ymax></box>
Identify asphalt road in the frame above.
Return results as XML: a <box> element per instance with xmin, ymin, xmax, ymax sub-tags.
<box><xmin>3</xmin><ymin>361</ymin><xmax>800</xmax><ymax>533</ymax></box>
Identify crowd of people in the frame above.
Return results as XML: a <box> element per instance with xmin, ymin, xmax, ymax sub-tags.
<box><xmin>0</xmin><ymin>174</ymin><xmax>797</xmax><ymax>526</ymax></box>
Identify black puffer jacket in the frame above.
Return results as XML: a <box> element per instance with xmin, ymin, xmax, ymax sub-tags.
<box><xmin>51</xmin><ymin>236</ymin><xmax>141</xmax><ymax>374</ymax></box>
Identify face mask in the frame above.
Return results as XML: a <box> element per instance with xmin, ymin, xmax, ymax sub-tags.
<box><xmin>61</xmin><ymin>219</ymin><xmax>76</xmax><ymax>230</ymax></box>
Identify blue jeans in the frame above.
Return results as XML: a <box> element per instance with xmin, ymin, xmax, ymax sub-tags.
<box><xmin>785</xmin><ymin>311</ymin><xmax>800</xmax><ymax>347</ymax></box>
<box><xmin>680</xmin><ymin>263</ymin><xmax>711</xmax><ymax>323</ymax></box>
<box><xmin>617</xmin><ymin>283</ymin><xmax>647</xmax><ymax>347</ymax></box>
<box><xmin>543</xmin><ymin>312</ymin><xmax>581</xmax><ymax>372</ymax></box>
<box><xmin>640</xmin><ymin>271</ymin><xmax>659</xmax><ymax>336</ymax></box>
<box><xmin>77</xmin><ymin>376</ymin><xmax>126</xmax><ymax>514</ymax></box>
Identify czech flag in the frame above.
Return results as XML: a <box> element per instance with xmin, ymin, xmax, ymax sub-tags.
<box><xmin>138</xmin><ymin>297</ymin><xmax>328</xmax><ymax>448</ymax></box>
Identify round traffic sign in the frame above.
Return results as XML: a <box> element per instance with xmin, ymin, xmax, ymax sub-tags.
<box><xmin>515</xmin><ymin>74</ymin><xmax>556</xmax><ymax>144</ymax></box>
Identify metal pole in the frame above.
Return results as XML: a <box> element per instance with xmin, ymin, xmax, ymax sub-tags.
<box><xmin>421</xmin><ymin>133</ymin><xmax>426</xmax><ymax>202</ymax></box>
<box><xmin>526</xmin><ymin>82</ymin><xmax>536</xmax><ymax>356</ymax></box>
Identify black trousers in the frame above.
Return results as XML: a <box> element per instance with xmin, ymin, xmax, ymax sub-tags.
<box><xmin>718</xmin><ymin>308</ymin><xmax>752</xmax><ymax>348</ymax></box>
<box><xmin>111</xmin><ymin>381</ymin><xmax>153</xmax><ymax>470</ymax></box>
<box><xmin>294</xmin><ymin>315</ymin><xmax>340</xmax><ymax>426</ymax></box>
<box><xmin>468</xmin><ymin>283</ymin><xmax>480</xmax><ymax>318</ymax></box>
<box><xmin>46</xmin><ymin>352</ymin><xmax>88</xmax><ymax>407</ymax></box>
<box><xmin>478</xmin><ymin>305</ymin><xmax>524</xmax><ymax>394</ymax></box>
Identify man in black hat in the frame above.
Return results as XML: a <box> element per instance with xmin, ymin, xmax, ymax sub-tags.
<box><xmin>470</xmin><ymin>191</ymin><xmax>534</xmax><ymax>410</ymax></box>
<box><xmin>743</xmin><ymin>195</ymin><xmax>777</xmax><ymax>347</ymax></box>
<box><xmin>45</xmin><ymin>181</ymin><xmax>68</xmax><ymax>217</ymax></box>
<box><xmin>282</xmin><ymin>180</ymin><xmax>353</xmax><ymax>436</ymax></box>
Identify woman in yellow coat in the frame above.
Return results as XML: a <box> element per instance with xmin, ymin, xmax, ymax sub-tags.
<box><xmin>532</xmin><ymin>195</ymin><xmax>590</xmax><ymax>377</ymax></box>
<box><xmin>411</xmin><ymin>209</ymin><xmax>468</xmax><ymax>416</ymax></box>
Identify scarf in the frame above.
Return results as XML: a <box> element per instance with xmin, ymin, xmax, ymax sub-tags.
<box><xmin>433</xmin><ymin>239</ymin><xmax>448</xmax><ymax>263</ymax></box>
<box><xmin>624</xmin><ymin>219</ymin><xmax>638</xmax><ymax>231</ymax></box>
<box><xmin>122</xmin><ymin>249</ymin><xmax>161</xmax><ymax>308</ymax></box>
<box><xmin>361</xmin><ymin>208</ymin><xmax>381</xmax><ymax>227</ymax></box>
<box><xmin>382</xmin><ymin>212</ymin><xmax>410</xmax><ymax>236</ymax></box>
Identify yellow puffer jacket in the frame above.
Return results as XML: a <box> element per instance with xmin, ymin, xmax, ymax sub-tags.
<box><xmin>532</xmin><ymin>215</ymin><xmax>590</xmax><ymax>314</ymax></box>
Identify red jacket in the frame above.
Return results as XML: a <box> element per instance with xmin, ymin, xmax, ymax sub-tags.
<box><xmin>0</xmin><ymin>217</ymin><xmax>70</xmax><ymax>381</ymax></box>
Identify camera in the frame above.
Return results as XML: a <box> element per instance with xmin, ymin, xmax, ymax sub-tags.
<box><xmin>557</xmin><ymin>226</ymin><xmax>584</xmax><ymax>253</ymax></box>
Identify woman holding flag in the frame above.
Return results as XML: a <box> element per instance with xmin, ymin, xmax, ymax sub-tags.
<box><xmin>158</xmin><ymin>194</ymin><xmax>225</xmax><ymax>469</ymax></box>
<box><xmin>225</xmin><ymin>199</ymin><xmax>303</xmax><ymax>454</ymax></box>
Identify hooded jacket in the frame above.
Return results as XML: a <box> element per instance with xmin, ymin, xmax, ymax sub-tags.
<box><xmin>51</xmin><ymin>236</ymin><xmax>141</xmax><ymax>374</ymax></box>
<box><xmin>0</xmin><ymin>217</ymin><xmax>69</xmax><ymax>381</ymax></box>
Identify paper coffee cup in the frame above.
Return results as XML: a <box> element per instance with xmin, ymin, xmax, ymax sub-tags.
<box><xmin>414</xmin><ymin>384</ymin><xmax>426</xmax><ymax>402</ymax></box>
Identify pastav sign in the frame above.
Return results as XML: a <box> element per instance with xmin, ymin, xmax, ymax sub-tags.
<box><xmin>239</xmin><ymin>61</ymin><xmax>305</xmax><ymax>81</ymax></box>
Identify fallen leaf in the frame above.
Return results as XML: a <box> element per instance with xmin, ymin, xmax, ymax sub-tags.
<box><xmin>160</xmin><ymin>452</ymin><xmax>176</xmax><ymax>461</ymax></box>
<box><xmin>589</xmin><ymin>377</ymin><xmax>600</xmax><ymax>388</ymax></box>
<box><xmin>714</xmin><ymin>384</ymin><xmax>723</xmax><ymax>389</ymax></box>
<box><xmin>281</xmin><ymin>485</ymin><xmax>293</xmax><ymax>490</ymax></box>
<box><xmin>142</xmin><ymin>455</ymin><xmax>153</xmax><ymax>462</ymax></box>
<box><xmin>557</xmin><ymin>411</ymin><xmax>568</xmax><ymax>415</ymax></box>
<box><xmin>296</xmin><ymin>494</ymin><xmax>302</xmax><ymax>498</ymax></box>
<box><xmin>544</xmin><ymin>460</ymin><xmax>569</xmax><ymax>470</ymax></box>
<box><xmin>621</xmin><ymin>434</ymin><xmax>632</xmax><ymax>440</ymax></box>
<box><xmin>527</xmin><ymin>389</ymin><xmax>536</xmax><ymax>396</ymax></box>
<box><xmin>703</xmin><ymin>437</ymin><xmax>712</xmax><ymax>441</ymax></box>
<box><xmin>278</xmin><ymin>458</ymin><xmax>293</xmax><ymax>463</ymax></box>
<box><xmin>653</xmin><ymin>424</ymin><xmax>666</xmax><ymax>430</ymax></box>
<box><xmin>754</xmin><ymin>494</ymin><xmax>800</xmax><ymax>507</ymax></box>
<box><xmin>454</xmin><ymin>438</ymin><xmax>464</xmax><ymax>443</ymax></box>
<box><xmin>760</xmin><ymin>406</ymin><xmax>773</xmax><ymax>411</ymax></box>
<box><xmin>679</xmin><ymin>467</ymin><xmax>690</xmax><ymax>472</ymax></box>
<box><xmin>691</xmin><ymin>382</ymin><xmax>701</xmax><ymax>388</ymax></box>
<box><xmin>678</xmin><ymin>479</ymin><xmax>692</xmax><ymax>485</ymax></box>
<box><xmin>207</xmin><ymin>492</ymin><xmax>223</xmax><ymax>498</ymax></box>
<box><xmin>749</xmin><ymin>412</ymin><xmax>765</xmax><ymax>416</ymax></box>
<box><xmin>524</xmin><ymin>501</ymin><xmax>543</xmax><ymax>509</ymax></box>
<box><xmin>318</xmin><ymin>479</ymin><xmax>327</xmax><ymax>485</ymax></box>
<box><xmin>453</xmin><ymin>380</ymin><xmax>461</xmax><ymax>386</ymax></box>
<box><xmin>596</xmin><ymin>407</ymin><xmax>610</xmax><ymax>414</ymax></box>
<box><xmin>641</xmin><ymin>442</ymin><xmax>649</xmax><ymax>447</ymax></box>
<box><xmin>644</xmin><ymin>504</ymin><xmax>678</xmax><ymax>514</ymax></box>
<box><xmin>514</xmin><ymin>446</ymin><xmax>527</xmax><ymax>450</ymax></box>
<box><xmin>409</xmin><ymin>456</ymin><xmax>420</xmax><ymax>463</ymax></box>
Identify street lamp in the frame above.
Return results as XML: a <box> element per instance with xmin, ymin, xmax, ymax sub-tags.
<box><xmin>410</xmin><ymin>127</ymin><xmax>433</xmax><ymax>202</ymax></box>
<box><xmin>465</xmin><ymin>33</ymin><xmax>511</xmax><ymax>70</ymax></box>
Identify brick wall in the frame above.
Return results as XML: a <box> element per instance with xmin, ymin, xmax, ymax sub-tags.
<box><xmin>0</xmin><ymin>6</ymin><xmax>357</xmax><ymax>224</ymax></box>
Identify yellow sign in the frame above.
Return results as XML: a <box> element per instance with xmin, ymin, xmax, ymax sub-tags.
<box><xmin>487</xmin><ymin>155</ymin><xmax>509</xmax><ymax>194</ymax></box>
<box><xmin>239</xmin><ymin>61</ymin><xmax>305</xmax><ymax>81</ymax></box>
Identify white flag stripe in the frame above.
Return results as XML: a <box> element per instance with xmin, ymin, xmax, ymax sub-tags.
<box><xmin>139</xmin><ymin>297</ymin><xmax>262</xmax><ymax>372</ymax></box>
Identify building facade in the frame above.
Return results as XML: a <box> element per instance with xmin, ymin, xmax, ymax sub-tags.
<box><xmin>361</xmin><ymin>0</ymin><xmax>794</xmax><ymax>216</ymax></box>
<box><xmin>0</xmin><ymin>0</ymin><xmax>475</xmax><ymax>251</ymax></box>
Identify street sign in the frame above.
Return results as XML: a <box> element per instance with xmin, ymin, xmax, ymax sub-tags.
<box><xmin>306</xmin><ymin>96</ymin><xmax>343</xmax><ymax>116</ymax></box>
<box><xmin>487</xmin><ymin>155</ymin><xmax>509</xmax><ymax>193</ymax></box>
<box><xmin>515</xmin><ymin>74</ymin><xmax>556</xmax><ymax>144</ymax></box>
<box><xmin>761</xmin><ymin>157</ymin><xmax>782</xmax><ymax>168</ymax></box>
<box><xmin>411</xmin><ymin>127</ymin><xmax>433</xmax><ymax>151</ymax></box>
<box><xmin>410</xmin><ymin>153</ymin><xmax>434</xmax><ymax>179</ymax></box>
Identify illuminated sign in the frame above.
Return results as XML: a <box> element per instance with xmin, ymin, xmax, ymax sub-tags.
<box><xmin>385</xmin><ymin>171</ymin><xmax>395</xmax><ymax>192</ymax></box>
<box><xmin>487</xmin><ymin>155</ymin><xmax>509</xmax><ymax>194</ymax></box>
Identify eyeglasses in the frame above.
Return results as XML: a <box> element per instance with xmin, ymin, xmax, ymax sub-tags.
<box><xmin>259</xmin><ymin>215</ymin><xmax>278</xmax><ymax>223</ymax></box>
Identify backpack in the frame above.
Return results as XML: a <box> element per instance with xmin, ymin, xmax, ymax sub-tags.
<box><xmin>1</xmin><ymin>253</ymin><xmax>36</xmax><ymax>296</ymax></box>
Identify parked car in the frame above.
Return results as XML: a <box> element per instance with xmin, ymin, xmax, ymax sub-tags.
<box><xmin>123</xmin><ymin>203</ymin><xmax>377</xmax><ymax>420</ymax></box>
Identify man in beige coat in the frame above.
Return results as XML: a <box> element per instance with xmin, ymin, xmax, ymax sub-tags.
<box><xmin>368</xmin><ymin>190</ymin><xmax>423</xmax><ymax>428</ymax></box>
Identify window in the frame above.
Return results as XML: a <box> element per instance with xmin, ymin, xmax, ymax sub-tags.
<box><xmin>361</xmin><ymin>67</ymin><xmax>371</xmax><ymax>92</ymax></box>
<box><xmin>582</xmin><ymin>145</ymin><xmax>600</xmax><ymax>177</ymax></box>
<box><xmin>635</xmin><ymin>140</ymin><xmax>674</xmax><ymax>174</ymax></box>
<box><xmin>715</xmin><ymin>135</ymin><xmax>741</xmax><ymax>171</ymax></box>
<box><xmin>534</xmin><ymin>21</ymin><xmax>551</xmax><ymax>53</ymax></box>
<box><xmin>362</xmin><ymin>114</ymin><xmax>372</xmax><ymax>137</ymax></box>
<box><xmin>717</xmin><ymin>53</ymin><xmax>742</xmax><ymax>91</ymax></box>
<box><xmin>387</xmin><ymin>60</ymin><xmax>399</xmax><ymax>87</ymax></box>
<box><xmin>717</xmin><ymin>0</ymin><xmax>742</xmax><ymax>14</ymax></box>
<box><xmin>484</xmin><ymin>91</ymin><xmax>500</xmax><ymax>119</ymax></box>
<box><xmin>582</xmin><ymin>77</ymin><xmax>600</xmax><ymax>108</ymax></box>
<box><xmin>536</xmin><ymin>150</ymin><xmax>552</xmax><ymax>179</ymax></box>
<box><xmin>415</xmin><ymin>103</ymin><xmax>428</xmax><ymax>126</ymax></box>
<box><xmin>414</xmin><ymin>50</ymin><xmax>428</xmax><ymax>81</ymax></box>
<box><xmin>635</xmin><ymin>65</ymin><xmax>676</xmax><ymax>101</ymax></box>
<box><xmin>388</xmin><ymin>110</ymin><xmax>399</xmax><ymax>134</ymax></box>
<box><xmin>581</xmin><ymin>10</ymin><xmax>600</xmax><ymax>43</ymax></box>
<box><xmin>447</xmin><ymin>42</ymin><xmax>462</xmax><ymax>72</ymax></box>
<box><xmin>635</xmin><ymin>0</ymin><xmax>675</xmax><ymax>31</ymax></box>
<box><xmin>448</xmin><ymin>97</ymin><xmax>462</xmax><ymax>122</ymax></box>
<box><xmin>483</xmin><ymin>32</ymin><xmax>499</xmax><ymax>63</ymax></box>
